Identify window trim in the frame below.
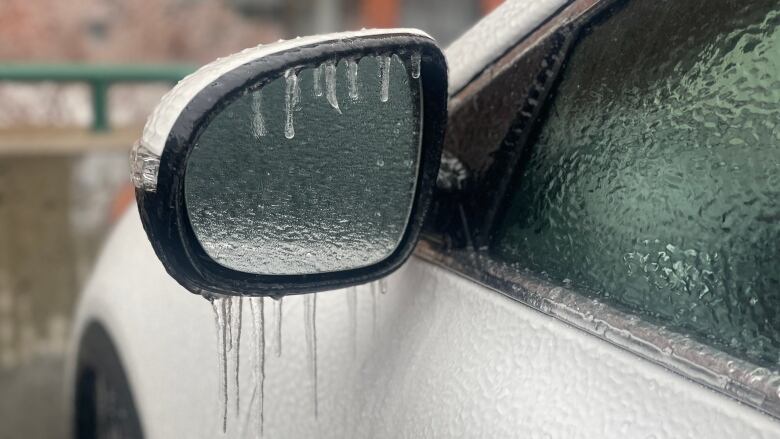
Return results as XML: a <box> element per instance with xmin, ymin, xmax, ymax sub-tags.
<box><xmin>422</xmin><ymin>0</ymin><xmax>780</xmax><ymax>419</ymax></box>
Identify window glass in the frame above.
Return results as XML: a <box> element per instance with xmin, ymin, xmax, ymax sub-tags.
<box><xmin>493</xmin><ymin>0</ymin><xmax>780</xmax><ymax>366</ymax></box>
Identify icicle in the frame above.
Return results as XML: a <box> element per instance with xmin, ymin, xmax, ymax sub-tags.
<box><xmin>303</xmin><ymin>294</ymin><xmax>318</xmax><ymax>418</ymax></box>
<box><xmin>346</xmin><ymin>286</ymin><xmax>357</xmax><ymax>358</ymax></box>
<box><xmin>211</xmin><ymin>298</ymin><xmax>229</xmax><ymax>433</ymax></box>
<box><xmin>284</xmin><ymin>69</ymin><xmax>298</xmax><ymax>139</ymax></box>
<box><xmin>313</xmin><ymin>64</ymin><xmax>323</xmax><ymax>97</ymax></box>
<box><xmin>226</xmin><ymin>297</ymin><xmax>233</xmax><ymax>352</ymax></box>
<box><xmin>233</xmin><ymin>297</ymin><xmax>243</xmax><ymax>415</ymax></box>
<box><xmin>371</xmin><ymin>282</ymin><xmax>378</xmax><ymax>336</ymax></box>
<box><xmin>272</xmin><ymin>298</ymin><xmax>283</xmax><ymax>357</ymax></box>
<box><xmin>379</xmin><ymin>54</ymin><xmax>391</xmax><ymax>102</ymax></box>
<box><xmin>251</xmin><ymin>90</ymin><xmax>267</xmax><ymax>138</ymax></box>
<box><xmin>347</xmin><ymin>59</ymin><xmax>359</xmax><ymax>101</ymax></box>
<box><xmin>379</xmin><ymin>278</ymin><xmax>388</xmax><ymax>295</ymax></box>
<box><xmin>325</xmin><ymin>61</ymin><xmax>341</xmax><ymax>113</ymax></box>
<box><xmin>249</xmin><ymin>297</ymin><xmax>265</xmax><ymax>437</ymax></box>
<box><xmin>410</xmin><ymin>52</ymin><xmax>421</xmax><ymax>79</ymax></box>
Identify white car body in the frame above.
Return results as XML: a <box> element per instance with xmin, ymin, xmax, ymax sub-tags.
<box><xmin>68</xmin><ymin>204</ymin><xmax>780</xmax><ymax>439</ymax></box>
<box><xmin>67</xmin><ymin>1</ymin><xmax>780</xmax><ymax>438</ymax></box>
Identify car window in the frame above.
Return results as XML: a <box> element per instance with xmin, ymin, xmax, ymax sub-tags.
<box><xmin>492</xmin><ymin>0</ymin><xmax>780</xmax><ymax>367</ymax></box>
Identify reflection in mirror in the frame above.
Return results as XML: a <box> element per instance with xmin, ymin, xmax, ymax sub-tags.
<box><xmin>185</xmin><ymin>53</ymin><xmax>422</xmax><ymax>275</ymax></box>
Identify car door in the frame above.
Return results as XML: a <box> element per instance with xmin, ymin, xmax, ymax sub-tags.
<box><xmin>71</xmin><ymin>1</ymin><xmax>780</xmax><ymax>437</ymax></box>
<box><xmin>402</xmin><ymin>0</ymin><xmax>780</xmax><ymax>436</ymax></box>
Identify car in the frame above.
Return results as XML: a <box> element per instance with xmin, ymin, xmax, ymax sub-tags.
<box><xmin>66</xmin><ymin>0</ymin><xmax>780</xmax><ymax>438</ymax></box>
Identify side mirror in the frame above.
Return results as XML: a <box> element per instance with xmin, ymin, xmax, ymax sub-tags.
<box><xmin>130</xmin><ymin>29</ymin><xmax>447</xmax><ymax>298</ymax></box>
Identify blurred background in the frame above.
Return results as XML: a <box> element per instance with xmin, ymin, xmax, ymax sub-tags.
<box><xmin>0</xmin><ymin>0</ymin><xmax>499</xmax><ymax>437</ymax></box>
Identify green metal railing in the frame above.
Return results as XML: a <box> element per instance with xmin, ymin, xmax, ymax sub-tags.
<box><xmin>0</xmin><ymin>64</ymin><xmax>195</xmax><ymax>131</ymax></box>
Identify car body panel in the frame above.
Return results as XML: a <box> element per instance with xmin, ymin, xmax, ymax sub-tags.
<box><xmin>67</xmin><ymin>1</ymin><xmax>780</xmax><ymax>436</ymax></box>
<box><xmin>67</xmin><ymin>208</ymin><xmax>780</xmax><ymax>438</ymax></box>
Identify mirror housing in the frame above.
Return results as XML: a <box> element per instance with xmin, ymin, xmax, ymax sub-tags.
<box><xmin>130</xmin><ymin>29</ymin><xmax>447</xmax><ymax>298</ymax></box>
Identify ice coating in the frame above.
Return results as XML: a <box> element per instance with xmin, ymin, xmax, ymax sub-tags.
<box><xmin>494</xmin><ymin>5</ymin><xmax>780</xmax><ymax>367</ymax></box>
<box><xmin>94</xmin><ymin>210</ymin><xmax>780</xmax><ymax>435</ymax></box>
<box><xmin>129</xmin><ymin>142</ymin><xmax>159</xmax><ymax>191</ymax></box>
<box><xmin>446</xmin><ymin>0</ymin><xmax>566</xmax><ymax>94</ymax></box>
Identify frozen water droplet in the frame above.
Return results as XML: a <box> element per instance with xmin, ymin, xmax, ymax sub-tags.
<box><xmin>378</xmin><ymin>54</ymin><xmax>391</xmax><ymax>102</ymax></box>
<box><xmin>232</xmin><ymin>297</ymin><xmax>243</xmax><ymax>415</ymax></box>
<box><xmin>325</xmin><ymin>61</ymin><xmax>341</xmax><ymax>113</ymax></box>
<box><xmin>251</xmin><ymin>90</ymin><xmax>267</xmax><ymax>138</ymax></box>
<box><xmin>211</xmin><ymin>298</ymin><xmax>229</xmax><ymax>433</ymax></box>
<box><xmin>313</xmin><ymin>64</ymin><xmax>323</xmax><ymax>97</ymax></box>
<box><xmin>346</xmin><ymin>287</ymin><xmax>358</xmax><ymax>357</ymax></box>
<box><xmin>249</xmin><ymin>297</ymin><xmax>265</xmax><ymax>437</ymax></box>
<box><xmin>376</xmin><ymin>159</ymin><xmax>384</xmax><ymax>167</ymax></box>
<box><xmin>410</xmin><ymin>52</ymin><xmax>421</xmax><ymax>79</ymax></box>
<box><xmin>272</xmin><ymin>298</ymin><xmax>283</xmax><ymax>357</ymax></box>
<box><xmin>284</xmin><ymin>69</ymin><xmax>299</xmax><ymax>139</ymax></box>
<box><xmin>303</xmin><ymin>294</ymin><xmax>318</xmax><ymax>417</ymax></box>
<box><xmin>347</xmin><ymin>59</ymin><xmax>359</xmax><ymax>100</ymax></box>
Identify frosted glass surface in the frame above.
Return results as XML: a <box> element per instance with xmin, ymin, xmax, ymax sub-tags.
<box><xmin>185</xmin><ymin>55</ymin><xmax>421</xmax><ymax>275</ymax></box>
<box><xmin>495</xmin><ymin>2</ymin><xmax>780</xmax><ymax>365</ymax></box>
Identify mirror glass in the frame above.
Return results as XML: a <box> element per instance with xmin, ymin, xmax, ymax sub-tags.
<box><xmin>184</xmin><ymin>53</ymin><xmax>422</xmax><ymax>275</ymax></box>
